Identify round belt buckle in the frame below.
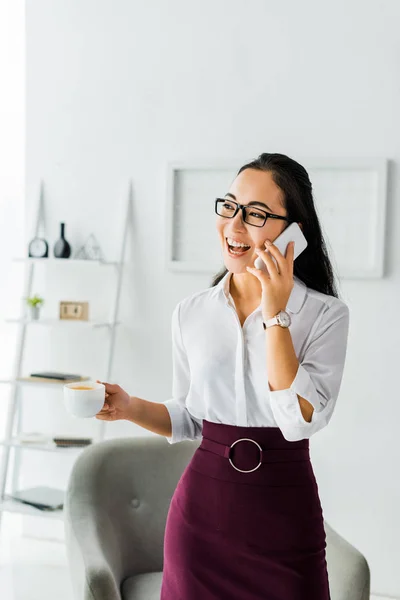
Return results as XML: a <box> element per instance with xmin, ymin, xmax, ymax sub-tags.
<box><xmin>229</xmin><ymin>438</ymin><xmax>263</xmax><ymax>473</ymax></box>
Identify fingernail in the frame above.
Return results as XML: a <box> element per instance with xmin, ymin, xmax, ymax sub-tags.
<box><xmin>265</xmin><ymin>239</ymin><xmax>272</xmax><ymax>246</ymax></box>
<box><xmin>254</xmin><ymin>248</ymin><xmax>261</xmax><ymax>253</ymax></box>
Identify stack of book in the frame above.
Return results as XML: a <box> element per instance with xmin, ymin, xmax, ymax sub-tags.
<box><xmin>53</xmin><ymin>436</ymin><xmax>93</xmax><ymax>448</ymax></box>
<box><xmin>8</xmin><ymin>486</ymin><xmax>65</xmax><ymax>511</ymax></box>
<box><xmin>14</xmin><ymin>433</ymin><xmax>93</xmax><ymax>448</ymax></box>
<box><xmin>16</xmin><ymin>432</ymin><xmax>50</xmax><ymax>445</ymax></box>
<box><xmin>18</xmin><ymin>372</ymin><xmax>90</xmax><ymax>384</ymax></box>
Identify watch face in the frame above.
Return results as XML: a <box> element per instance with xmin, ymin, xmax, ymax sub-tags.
<box><xmin>29</xmin><ymin>237</ymin><xmax>48</xmax><ymax>258</ymax></box>
<box><xmin>278</xmin><ymin>311</ymin><xmax>291</xmax><ymax>327</ymax></box>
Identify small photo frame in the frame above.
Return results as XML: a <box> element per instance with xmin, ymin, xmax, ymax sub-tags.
<box><xmin>59</xmin><ymin>301</ymin><xmax>89</xmax><ymax>321</ymax></box>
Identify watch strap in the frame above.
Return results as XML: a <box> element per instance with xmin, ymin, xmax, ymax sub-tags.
<box><xmin>262</xmin><ymin>310</ymin><xmax>292</xmax><ymax>330</ymax></box>
<box><xmin>262</xmin><ymin>314</ymin><xmax>280</xmax><ymax>330</ymax></box>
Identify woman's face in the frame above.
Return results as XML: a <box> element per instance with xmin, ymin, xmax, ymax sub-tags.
<box><xmin>216</xmin><ymin>168</ymin><xmax>289</xmax><ymax>273</ymax></box>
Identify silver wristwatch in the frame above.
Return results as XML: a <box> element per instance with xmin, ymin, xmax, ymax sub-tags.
<box><xmin>262</xmin><ymin>310</ymin><xmax>291</xmax><ymax>330</ymax></box>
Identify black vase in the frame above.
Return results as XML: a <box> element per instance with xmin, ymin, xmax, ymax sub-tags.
<box><xmin>54</xmin><ymin>222</ymin><xmax>71</xmax><ymax>258</ymax></box>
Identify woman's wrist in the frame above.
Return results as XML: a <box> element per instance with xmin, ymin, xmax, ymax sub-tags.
<box><xmin>125</xmin><ymin>395</ymin><xmax>142</xmax><ymax>422</ymax></box>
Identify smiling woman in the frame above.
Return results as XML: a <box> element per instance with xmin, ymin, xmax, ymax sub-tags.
<box><xmin>160</xmin><ymin>152</ymin><xmax>349</xmax><ymax>600</ymax></box>
<box><xmin>212</xmin><ymin>153</ymin><xmax>339</xmax><ymax>299</ymax></box>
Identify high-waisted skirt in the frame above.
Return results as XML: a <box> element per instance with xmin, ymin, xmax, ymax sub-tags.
<box><xmin>160</xmin><ymin>419</ymin><xmax>331</xmax><ymax>600</ymax></box>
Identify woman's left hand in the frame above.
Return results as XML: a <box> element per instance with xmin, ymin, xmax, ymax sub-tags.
<box><xmin>246</xmin><ymin>240</ymin><xmax>295</xmax><ymax>320</ymax></box>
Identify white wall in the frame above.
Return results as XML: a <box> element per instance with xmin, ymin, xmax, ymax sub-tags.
<box><xmin>24</xmin><ymin>0</ymin><xmax>400</xmax><ymax>596</ymax></box>
<box><xmin>0</xmin><ymin>0</ymin><xmax>25</xmax><ymax>529</ymax></box>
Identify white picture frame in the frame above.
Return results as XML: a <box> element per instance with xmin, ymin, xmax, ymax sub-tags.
<box><xmin>165</xmin><ymin>158</ymin><xmax>388</xmax><ymax>279</ymax></box>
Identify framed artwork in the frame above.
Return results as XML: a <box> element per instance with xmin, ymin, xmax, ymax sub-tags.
<box><xmin>165</xmin><ymin>158</ymin><xmax>388</xmax><ymax>279</ymax></box>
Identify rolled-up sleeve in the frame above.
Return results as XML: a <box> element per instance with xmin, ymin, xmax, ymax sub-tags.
<box><xmin>269</xmin><ymin>300</ymin><xmax>350</xmax><ymax>442</ymax></box>
<box><xmin>162</xmin><ymin>302</ymin><xmax>203</xmax><ymax>444</ymax></box>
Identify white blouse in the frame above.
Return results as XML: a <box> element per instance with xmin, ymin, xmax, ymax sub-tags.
<box><xmin>163</xmin><ymin>270</ymin><xmax>350</xmax><ymax>443</ymax></box>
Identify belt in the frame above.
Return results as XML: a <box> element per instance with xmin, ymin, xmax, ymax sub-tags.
<box><xmin>200</xmin><ymin>437</ymin><xmax>310</xmax><ymax>473</ymax></box>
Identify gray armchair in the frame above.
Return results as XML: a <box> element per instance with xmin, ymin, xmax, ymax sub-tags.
<box><xmin>64</xmin><ymin>436</ymin><xmax>370</xmax><ymax>600</ymax></box>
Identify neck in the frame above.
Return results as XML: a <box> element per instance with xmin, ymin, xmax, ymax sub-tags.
<box><xmin>229</xmin><ymin>272</ymin><xmax>262</xmax><ymax>304</ymax></box>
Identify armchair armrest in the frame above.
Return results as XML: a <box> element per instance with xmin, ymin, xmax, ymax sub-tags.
<box><xmin>64</xmin><ymin>476</ymin><xmax>123</xmax><ymax>599</ymax></box>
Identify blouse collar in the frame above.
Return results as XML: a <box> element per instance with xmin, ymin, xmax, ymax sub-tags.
<box><xmin>216</xmin><ymin>270</ymin><xmax>307</xmax><ymax>314</ymax></box>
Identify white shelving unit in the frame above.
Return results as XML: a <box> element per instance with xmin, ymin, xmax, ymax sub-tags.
<box><xmin>5</xmin><ymin>318</ymin><xmax>119</xmax><ymax>329</ymax></box>
<box><xmin>0</xmin><ymin>440</ymin><xmax>87</xmax><ymax>453</ymax></box>
<box><xmin>12</xmin><ymin>257</ymin><xmax>118</xmax><ymax>266</ymax></box>
<box><xmin>0</xmin><ymin>184</ymin><xmax>132</xmax><ymax>532</ymax></box>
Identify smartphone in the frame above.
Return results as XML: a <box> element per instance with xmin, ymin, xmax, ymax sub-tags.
<box><xmin>254</xmin><ymin>222</ymin><xmax>307</xmax><ymax>274</ymax></box>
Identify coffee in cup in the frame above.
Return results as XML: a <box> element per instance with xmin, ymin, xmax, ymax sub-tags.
<box><xmin>63</xmin><ymin>381</ymin><xmax>105</xmax><ymax>418</ymax></box>
<box><xmin>71</xmin><ymin>386</ymin><xmax>95</xmax><ymax>390</ymax></box>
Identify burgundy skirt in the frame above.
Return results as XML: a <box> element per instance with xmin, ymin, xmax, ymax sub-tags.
<box><xmin>161</xmin><ymin>419</ymin><xmax>331</xmax><ymax>600</ymax></box>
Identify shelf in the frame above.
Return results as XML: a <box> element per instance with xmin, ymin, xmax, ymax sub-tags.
<box><xmin>0</xmin><ymin>378</ymin><xmax>89</xmax><ymax>387</ymax></box>
<box><xmin>13</xmin><ymin>257</ymin><xmax>118</xmax><ymax>266</ymax></box>
<box><xmin>0</xmin><ymin>498</ymin><xmax>64</xmax><ymax>520</ymax></box>
<box><xmin>0</xmin><ymin>191</ymin><xmax>130</xmax><ymax>534</ymax></box>
<box><xmin>5</xmin><ymin>318</ymin><xmax>120</xmax><ymax>329</ymax></box>
<box><xmin>0</xmin><ymin>440</ymin><xmax>90</xmax><ymax>453</ymax></box>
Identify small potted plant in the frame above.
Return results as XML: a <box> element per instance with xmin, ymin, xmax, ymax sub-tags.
<box><xmin>26</xmin><ymin>294</ymin><xmax>45</xmax><ymax>320</ymax></box>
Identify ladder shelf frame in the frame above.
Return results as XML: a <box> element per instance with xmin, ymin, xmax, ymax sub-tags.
<box><xmin>0</xmin><ymin>181</ymin><xmax>133</xmax><ymax>530</ymax></box>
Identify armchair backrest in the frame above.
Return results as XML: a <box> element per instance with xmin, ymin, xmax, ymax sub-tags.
<box><xmin>65</xmin><ymin>436</ymin><xmax>199</xmax><ymax>581</ymax></box>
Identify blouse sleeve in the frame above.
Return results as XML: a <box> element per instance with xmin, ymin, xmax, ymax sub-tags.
<box><xmin>162</xmin><ymin>302</ymin><xmax>203</xmax><ymax>444</ymax></box>
<box><xmin>268</xmin><ymin>300</ymin><xmax>350</xmax><ymax>442</ymax></box>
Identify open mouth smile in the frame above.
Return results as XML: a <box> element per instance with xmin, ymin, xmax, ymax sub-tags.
<box><xmin>225</xmin><ymin>237</ymin><xmax>252</xmax><ymax>258</ymax></box>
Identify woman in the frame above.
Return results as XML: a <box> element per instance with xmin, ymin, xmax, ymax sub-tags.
<box><xmin>96</xmin><ymin>153</ymin><xmax>350</xmax><ymax>600</ymax></box>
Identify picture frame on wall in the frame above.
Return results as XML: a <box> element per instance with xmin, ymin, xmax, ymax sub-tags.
<box><xmin>165</xmin><ymin>158</ymin><xmax>388</xmax><ymax>279</ymax></box>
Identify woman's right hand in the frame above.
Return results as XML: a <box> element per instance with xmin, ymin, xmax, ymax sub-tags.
<box><xmin>95</xmin><ymin>380</ymin><xmax>132</xmax><ymax>421</ymax></box>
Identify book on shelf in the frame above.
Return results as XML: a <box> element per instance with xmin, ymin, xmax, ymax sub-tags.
<box><xmin>15</xmin><ymin>432</ymin><xmax>51</xmax><ymax>445</ymax></box>
<box><xmin>11</xmin><ymin>433</ymin><xmax>93</xmax><ymax>448</ymax></box>
<box><xmin>8</xmin><ymin>486</ymin><xmax>64</xmax><ymax>511</ymax></box>
<box><xmin>18</xmin><ymin>372</ymin><xmax>90</xmax><ymax>384</ymax></box>
<box><xmin>53</xmin><ymin>436</ymin><xmax>93</xmax><ymax>447</ymax></box>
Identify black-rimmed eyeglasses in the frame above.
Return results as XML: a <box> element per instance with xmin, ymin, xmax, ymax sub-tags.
<box><xmin>215</xmin><ymin>198</ymin><xmax>290</xmax><ymax>228</ymax></box>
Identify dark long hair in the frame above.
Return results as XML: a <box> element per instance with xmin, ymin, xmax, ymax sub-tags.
<box><xmin>210</xmin><ymin>153</ymin><xmax>340</xmax><ymax>299</ymax></box>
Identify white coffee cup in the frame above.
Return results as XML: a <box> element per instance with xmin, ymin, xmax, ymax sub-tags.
<box><xmin>63</xmin><ymin>381</ymin><xmax>105</xmax><ymax>418</ymax></box>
